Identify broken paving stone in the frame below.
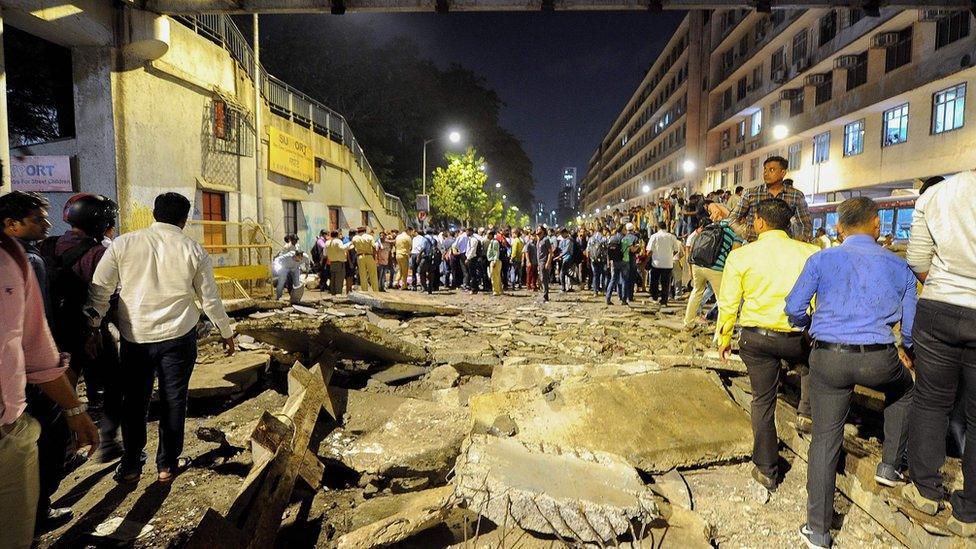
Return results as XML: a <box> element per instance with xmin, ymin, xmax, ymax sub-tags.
<box><xmin>348</xmin><ymin>291</ymin><xmax>462</xmax><ymax>316</ymax></box>
<box><xmin>328</xmin><ymin>399</ymin><xmax>469</xmax><ymax>481</ymax></box>
<box><xmin>328</xmin><ymin>388</ymin><xmax>412</xmax><ymax>434</ymax></box>
<box><xmin>454</xmin><ymin>435</ymin><xmax>660</xmax><ymax>544</ymax></box>
<box><xmin>490</xmin><ymin>359</ymin><xmax>665</xmax><ymax>392</ymax></box>
<box><xmin>336</xmin><ymin>486</ymin><xmax>455</xmax><ymax>549</ymax></box>
<box><xmin>369</xmin><ymin>364</ymin><xmax>429</xmax><ymax>386</ymax></box>
<box><xmin>427</xmin><ymin>364</ymin><xmax>460</xmax><ymax>389</ymax></box>
<box><xmin>653</xmin><ymin>470</ymin><xmax>693</xmax><ymax>511</ymax></box>
<box><xmin>469</xmin><ymin>370</ymin><xmax>754</xmax><ymax>473</ymax></box>
<box><xmin>431</xmin><ymin>352</ymin><xmax>498</xmax><ymax>377</ymax></box>
<box><xmin>188</xmin><ymin>351</ymin><xmax>270</xmax><ymax>399</ymax></box>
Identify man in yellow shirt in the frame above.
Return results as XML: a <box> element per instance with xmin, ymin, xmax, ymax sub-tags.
<box><xmin>394</xmin><ymin>227</ymin><xmax>415</xmax><ymax>289</ymax></box>
<box><xmin>352</xmin><ymin>226</ymin><xmax>379</xmax><ymax>292</ymax></box>
<box><xmin>324</xmin><ymin>231</ymin><xmax>352</xmax><ymax>295</ymax></box>
<box><xmin>716</xmin><ymin>198</ymin><xmax>819</xmax><ymax>492</ymax></box>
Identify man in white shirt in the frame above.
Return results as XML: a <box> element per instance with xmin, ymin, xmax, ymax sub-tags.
<box><xmin>410</xmin><ymin>230</ymin><xmax>426</xmax><ymax>291</ymax></box>
<box><xmin>272</xmin><ymin>249</ymin><xmax>308</xmax><ymax>303</ymax></box>
<box><xmin>86</xmin><ymin>193</ymin><xmax>234</xmax><ymax>484</ymax></box>
<box><xmin>645</xmin><ymin>224</ymin><xmax>681</xmax><ymax>305</ymax></box>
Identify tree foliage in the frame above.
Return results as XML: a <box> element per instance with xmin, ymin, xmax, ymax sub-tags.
<box><xmin>249</xmin><ymin>16</ymin><xmax>536</xmax><ymax>211</ymax></box>
<box><xmin>430</xmin><ymin>148</ymin><xmax>488</xmax><ymax>226</ymax></box>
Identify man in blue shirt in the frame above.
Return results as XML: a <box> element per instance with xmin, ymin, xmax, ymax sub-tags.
<box><xmin>784</xmin><ymin>197</ymin><xmax>916</xmax><ymax>549</ymax></box>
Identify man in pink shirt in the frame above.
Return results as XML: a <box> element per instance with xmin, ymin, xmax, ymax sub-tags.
<box><xmin>0</xmin><ymin>231</ymin><xmax>99</xmax><ymax>547</ymax></box>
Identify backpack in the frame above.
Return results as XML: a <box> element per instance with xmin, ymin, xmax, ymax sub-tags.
<box><xmin>421</xmin><ymin>236</ymin><xmax>440</xmax><ymax>263</ymax></box>
<box><xmin>310</xmin><ymin>241</ymin><xmax>323</xmax><ymax>266</ymax></box>
<box><xmin>593</xmin><ymin>237</ymin><xmax>608</xmax><ymax>262</ymax></box>
<box><xmin>498</xmin><ymin>240</ymin><xmax>509</xmax><ymax>262</ymax></box>
<box><xmin>475</xmin><ymin>238</ymin><xmax>486</xmax><ymax>258</ymax></box>
<box><xmin>607</xmin><ymin>236</ymin><xmax>623</xmax><ymax>262</ymax></box>
<box><xmin>40</xmin><ymin>235</ymin><xmax>99</xmax><ymax>333</ymax></box>
<box><xmin>689</xmin><ymin>224</ymin><xmax>726</xmax><ymax>268</ymax></box>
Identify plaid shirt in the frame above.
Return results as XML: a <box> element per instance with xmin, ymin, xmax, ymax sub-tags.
<box><xmin>729</xmin><ymin>184</ymin><xmax>811</xmax><ymax>242</ymax></box>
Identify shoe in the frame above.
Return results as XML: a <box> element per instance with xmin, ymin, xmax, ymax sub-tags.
<box><xmin>798</xmin><ymin>524</ymin><xmax>831</xmax><ymax>548</ymax></box>
<box><xmin>752</xmin><ymin>465</ymin><xmax>778</xmax><ymax>492</ymax></box>
<box><xmin>795</xmin><ymin>415</ymin><xmax>813</xmax><ymax>435</ymax></box>
<box><xmin>94</xmin><ymin>440</ymin><xmax>124</xmax><ymax>464</ymax></box>
<box><xmin>874</xmin><ymin>462</ymin><xmax>907</xmax><ymax>487</ymax></box>
<box><xmin>35</xmin><ymin>507</ymin><xmax>74</xmax><ymax>534</ymax></box>
<box><xmin>901</xmin><ymin>484</ymin><xmax>942</xmax><ymax>516</ymax></box>
<box><xmin>948</xmin><ymin>516</ymin><xmax>976</xmax><ymax>537</ymax></box>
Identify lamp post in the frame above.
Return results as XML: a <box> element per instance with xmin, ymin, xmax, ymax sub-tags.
<box><xmin>422</xmin><ymin>130</ymin><xmax>462</xmax><ymax>196</ymax></box>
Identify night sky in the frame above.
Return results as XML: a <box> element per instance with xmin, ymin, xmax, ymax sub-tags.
<box><xmin>317</xmin><ymin>12</ymin><xmax>685</xmax><ymax>208</ymax></box>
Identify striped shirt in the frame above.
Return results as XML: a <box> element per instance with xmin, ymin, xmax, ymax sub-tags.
<box><xmin>729</xmin><ymin>183</ymin><xmax>811</xmax><ymax>242</ymax></box>
<box><xmin>711</xmin><ymin>220</ymin><xmax>744</xmax><ymax>272</ymax></box>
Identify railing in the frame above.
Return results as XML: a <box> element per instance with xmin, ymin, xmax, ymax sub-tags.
<box><xmin>185</xmin><ymin>219</ymin><xmax>274</xmax><ymax>298</ymax></box>
<box><xmin>175</xmin><ymin>14</ymin><xmax>409</xmax><ymax>227</ymax></box>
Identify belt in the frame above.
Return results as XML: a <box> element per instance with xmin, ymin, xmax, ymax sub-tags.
<box><xmin>813</xmin><ymin>341</ymin><xmax>894</xmax><ymax>353</ymax></box>
<box><xmin>742</xmin><ymin>327</ymin><xmax>803</xmax><ymax>338</ymax></box>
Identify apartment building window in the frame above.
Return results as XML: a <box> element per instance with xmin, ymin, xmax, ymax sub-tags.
<box><xmin>936</xmin><ymin>11</ymin><xmax>970</xmax><ymax>49</ymax></box>
<box><xmin>733</xmin><ymin>163</ymin><xmax>743</xmax><ymax>186</ymax></box>
<box><xmin>750</xmin><ymin>157</ymin><xmax>761</xmax><ymax>181</ymax></box>
<box><xmin>882</xmin><ymin>103</ymin><xmax>909</xmax><ymax>146</ymax></box>
<box><xmin>738</xmin><ymin>34</ymin><xmax>749</xmax><ymax>58</ymax></box>
<box><xmin>885</xmin><ymin>27</ymin><xmax>913</xmax><ymax>73</ymax></box>
<box><xmin>771</xmin><ymin>47</ymin><xmax>786</xmax><ymax>79</ymax></box>
<box><xmin>819</xmin><ymin>11</ymin><xmax>837</xmax><ymax>46</ymax></box>
<box><xmin>815</xmin><ymin>73</ymin><xmax>833</xmax><ymax>105</ymax></box>
<box><xmin>752</xmin><ymin>64</ymin><xmax>764</xmax><ymax>89</ymax></box>
<box><xmin>846</xmin><ymin>9</ymin><xmax>864</xmax><ymax>28</ymax></box>
<box><xmin>846</xmin><ymin>52</ymin><xmax>868</xmax><ymax>91</ymax></box>
<box><xmin>812</xmin><ymin>132</ymin><xmax>830</xmax><ymax>164</ymax></box>
<box><xmin>721</xmin><ymin>129</ymin><xmax>731</xmax><ymax>149</ymax></box>
<box><xmin>723</xmin><ymin>89</ymin><xmax>733</xmax><ymax>111</ymax></box>
<box><xmin>790</xmin><ymin>94</ymin><xmax>804</xmax><ymax>117</ymax></box>
<box><xmin>737</xmin><ymin>77</ymin><xmax>748</xmax><ymax>101</ymax></box>
<box><xmin>755</xmin><ymin>17</ymin><xmax>770</xmax><ymax>43</ymax></box>
<box><xmin>843</xmin><ymin>120</ymin><xmax>864</xmax><ymax>156</ymax></box>
<box><xmin>737</xmin><ymin>120</ymin><xmax>747</xmax><ymax>142</ymax></box>
<box><xmin>751</xmin><ymin>110</ymin><xmax>763</xmax><ymax>137</ymax></box>
<box><xmin>788</xmin><ymin>142</ymin><xmax>802</xmax><ymax>168</ymax></box>
<box><xmin>202</xmin><ymin>191</ymin><xmax>227</xmax><ymax>253</ymax></box>
<box><xmin>932</xmin><ymin>83</ymin><xmax>966</xmax><ymax>134</ymax></box>
<box><xmin>770</xmin><ymin>101</ymin><xmax>781</xmax><ymax>124</ymax></box>
<box><xmin>722</xmin><ymin>49</ymin><xmax>735</xmax><ymax>72</ymax></box>
<box><xmin>283</xmin><ymin>200</ymin><xmax>299</xmax><ymax>235</ymax></box>
<box><xmin>792</xmin><ymin>29</ymin><xmax>809</xmax><ymax>65</ymax></box>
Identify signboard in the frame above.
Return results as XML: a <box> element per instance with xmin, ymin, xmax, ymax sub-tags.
<box><xmin>11</xmin><ymin>155</ymin><xmax>72</xmax><ymax>192</ymax></box>
<box><xmin>268</xmin><ymin>127</ymin><xmax>314</xmax><ymax>182</ymax></box>
<box><xmin>415</xmin><ymin>194</ymin><xmax>430</xmax><ymax>213</ymax></box>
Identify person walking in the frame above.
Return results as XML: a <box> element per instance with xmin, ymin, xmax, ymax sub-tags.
<box><xmin>86</xmin><ymin>193</ymin><xmax>235</xmax><ymax>484</ymax></box>
<box><xmin>536</xmin><ymin>227</ymin><xmax>554</xmax><ymax>302</ymax></box>
<box><xmin>645</xmin><ymin>224</ymin><xmax>681</xmax><ymax>306</ymax></box>
<box><xmin>684</xmin><ymin>202</ymin><xmax>744</xmax><ymax>328</ymax></box>
<box><xmin>394</xmin><ymin>227</ymin><xmax>414</xmax><ymax>289</ymax></box>
<box><xmin>729</xmin><ymin>156</ymin><xmax>812</xmax><ymax>242</ymax></box>
<box><xmin>586</xmin><ymin>227</ymin><xmax>608</xmax><ymax>295</ymax></box>
<box><xmin>785</xmin><ymin>197</ymin><xmax>916</xmax><ymax>549</ymax></box>
<box><xmin>716</xmin><ymin>198</ymin><xmax>819</xmax><ymax>492</ymax></box>
<box><xmin>352</xmin><ymin>227</ymin><xmax>380</xmax><ymax>292</ymax></box>
<box><xmin>902</xmin><ymin>170</ymin><xmax>976</xmax><ymax>537</ymax></box>
<box><xmin>605</xmin><ymin>225</ymin><xmax>627</xmax><ymax>306</ymax></box>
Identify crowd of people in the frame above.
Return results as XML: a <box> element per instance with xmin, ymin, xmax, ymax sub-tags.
<box><xmin>1</xmin><ymin>153</ymin><xmax>974</xmax><ymax>548</ymax></box>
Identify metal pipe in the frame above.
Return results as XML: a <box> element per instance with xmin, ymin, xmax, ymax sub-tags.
<box><xmin>253</xmin><ymin>14</ymin><xmax>265</xmax><ymax>224</ymax></box>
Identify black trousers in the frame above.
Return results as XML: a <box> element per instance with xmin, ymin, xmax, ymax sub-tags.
<box><xmin>908</xmin><ymin>299</ymin><xmax>976</xmax><ymax>522</ymax></box>
<box><xmin>24</xmin><ymin>386</ymin><xmax>70</xmax><ymax>518</ymax></box>
<box><xmin>738</xmin><ymin>328</ymin><xmax>811</xmax><ymax>479</ymax></box>
<box><xmin>119</xmin><ymin>329</ymin><xmax>197</xmax><ymax>472</ymax></box>
<box><xmin>469</xmin><ymin>258</ymin><xmax>484</xmax><ymax>294</ymax></box>
<box><xmin>649</xmin><ymin>267</ymin><xmax>673</xmax><ymax>305</ymax></box>
<box><xmin>806</xmin><ymin>346</ymin><xmax>913</xmax><ymax>535</ymax></box>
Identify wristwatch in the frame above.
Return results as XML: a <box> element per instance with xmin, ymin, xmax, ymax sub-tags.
<box><xmin>64</xmin><ymin>403</ymin><xmax>88</xmax><ymax>417</ymax></box>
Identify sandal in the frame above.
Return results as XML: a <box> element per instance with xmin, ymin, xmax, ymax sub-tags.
<box><xmin>113</xmin><ymin>465</ymin><xmax>141</xmax><ymax>484</ymax></box>
<box><xmin>157</xmin><ymin>457</ymin><xmax>191</xmax><ymax>483</ymax></box>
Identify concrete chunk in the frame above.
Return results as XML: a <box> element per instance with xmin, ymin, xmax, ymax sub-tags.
<box><xmin>470</xmin><ymin>370</ymin><xmax>753</xmax><ymax>473</ymax></box>
<box><xmin>188</xmin><ymin>352</ymin><xmax>270</xmax><ymax>399</ymax></box>
<box><xmin>349</xmin><ymin>291</ymin><xmax>462</xmax><ymax>316</ymax></box>
<box><xmin>490</xmin><ymin>360</ymin><xmax>665</xmax><ymax>392</ymax></box>
<box><xmin>455</xmin><ymin>435</ymin><xmax>660</xmax><ymax>543</ymax></box>
<box><xmin>336</xmin><ymin>486</ymin><xmax>455</xmax><ymax>549</ymax></box>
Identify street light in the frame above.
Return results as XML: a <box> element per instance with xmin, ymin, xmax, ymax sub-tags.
<box><xmin>682</xmin><ymin>160</ymin><xmax>696</xmax><ymax>174</ymax></box>
<box><xmin>422</xmin><ymin>130</ymin><xmax>464</xmax><ymax>195</ymax></box>
<box><xmin>641</xmin><ymin>184</ymin><xmax>650</xmax><ymax>194</ymax></box>
<box><xmin>495</xmin><ymin>182</ymin><xmax>501</xmax><ymax>189</ymax></box>
<box><xmin>502</xmin><ymin>194</ymin><xmax>507</xmax><ymax>200</ymax></box>
<box><xmin>772</xmin><ymin>124</ymin><xmax>789</xmax><ymax>140</ymax></box>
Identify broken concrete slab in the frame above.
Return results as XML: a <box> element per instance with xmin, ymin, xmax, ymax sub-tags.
<box><xmin>430</xmin><ymin>350</ymin><xmax>498</xmax><ymax>377</ymax></box>
<box><xmin>328</xmin><ymin>388</ymin><xmax>412</xmax><ymax>434</ymax></box>
<box><xmin>427</xmin><ymin>364</ymin><xmax>460</xmax><ymax>389</ymax></box>
<box><xmin>336</xmin><ymin>486</ymin><xmax>455</xmax><ymax>549</ymax></box>
<box><xmin>651</xmin><ymin>353</ymin><xmax>748</xmax><ymax>374</ymax></box>
<box><xmin>470</xmin><ymin>370</ymin><xmax>753</xmax><ymax>473</ymax></box>
<box><xmin>652</xmin><ymin>470</ymin><xmax>693</xmax><ymax>511</ymax></box>
<box><xmin>189</xmin><ymin>352</ymin><xmax>271</xmax><ymax>399</ymax></box>
<box><xmin>490</xmin><ymin>360</ymin><xmax>666</xmax><ymax>392</ymax></box>
<box><xmin>369</xmin><ymin>364</ymin><xmax>429</xmax><ymax>386</ymax></box>
<box><xmin>348</xmin><ymin>291</ymin><xmax>462</xmax><ymax>317</ymax></box>
<box><xmin>328</xmin><ymin>399</ymin><xmax>469</xmax><ymax>481</ymax></box>
<box><xmin>454</xmin><ymin>435</ymin><xmax>660</xmax><ymax>543</ymax></box>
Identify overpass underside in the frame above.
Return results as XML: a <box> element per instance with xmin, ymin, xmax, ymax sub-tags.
<box><xmin>136</xmin><ymin>0</ymin><xmax>973</xmax><ymax>14</ymax></box>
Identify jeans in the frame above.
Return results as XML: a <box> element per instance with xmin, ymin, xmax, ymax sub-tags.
<box><xmin>625</xmin><ymin>261</ymin><xmax>637</xmax><ymax>302</ymax></box>
<box><xmin>649</xmin><ymin>266</ymin><xmax>673</xmax><ymax>305</ymax></box>
<box><xmin>591</xmin><ymin>261</ymin><xmax>606</xmax><ymax>293</ymax></box>
<box><xmin>0</xmin><ymin>413</ymin><xmax>41</xmax><ymax>548</ymax></box>
<box><xmin>908</xmin><ymin>299</ymin><xmax>976</xmax><ymax>522</ymax></box>
<box><xmin>540</xmin><ymin>263</ymin><xmax>552</xmax><ymax>300</ymax></box>
<box><xmin>560</xmin><ymin>260</ymin><xmax>576</xmax><ymax>291</ymax></box>
<box><xmin>606</xmin><ymin>260</ymin><xmax>627</xmax><ymax>304</ymax></box>
<box><xmin>119</xmin><ymin>329</ymin><xmax>197</xmax><ymax>472</ymax></box>
<box><xmin>24</xmin><ymin>386</ymin><xmax>70</xmax><ymax>518</ymax></box>
<box><xmin>377</xmin><ymin>264</ymin><xmax>391</xmax><ymax>290</ymax></box>
<box><xmin>738</xmin><ymin>328</ymin><xmax>811</xmax><ymax>479</ymax></box>
<box><xmin>806</xmin><ymin>346</ymin><xmax>913</xmax><ymax>536</ymax></box>
<box><xmin>469</xmin><ymin>258</ymin><xmax>484</xmax><ymax>294</ymax></box>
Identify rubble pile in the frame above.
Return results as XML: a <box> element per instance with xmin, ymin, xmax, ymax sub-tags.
<box><xmin>41</xmin><ymin>290</ymin><xmax>952</xmax><ymax>548</ymax></box>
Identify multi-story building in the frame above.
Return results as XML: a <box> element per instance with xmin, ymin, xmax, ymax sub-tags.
<box><xmin>580</xmin><ymin>11</ymin><xmax>711</xmax><ymax>214</ymax></box>
<box><xmin>703</xmin><ymin>6</ymin><xmax>976</xmax><ymax>222</ymax></box>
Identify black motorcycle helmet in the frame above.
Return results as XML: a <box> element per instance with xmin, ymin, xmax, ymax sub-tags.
<box><xmin>63</xmin><ymin>193</ymin><xmax>118</xmax><ymax>239</ymax></box>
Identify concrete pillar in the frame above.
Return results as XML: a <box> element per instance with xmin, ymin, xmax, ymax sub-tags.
<box><xmin>0</xmin><ymin>7</ymin><xmax>11</xmax><ymax>194</ymax></box>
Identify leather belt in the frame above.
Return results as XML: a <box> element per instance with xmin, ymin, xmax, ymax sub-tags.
<box><xmin>742</xmin><ymin>326</ymin><xmax>803</xmax><ymax>338</ymax></box>
<box><xmin>813</xmin><ymin>341</ymin><xmax>894</xmax><ymax>353</ymax></box>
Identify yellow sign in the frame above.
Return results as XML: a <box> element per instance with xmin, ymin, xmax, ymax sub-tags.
<box><xmin>268</xmin><ymin>126</ymin><xmax>314</xmax><ymax>182</ymax></box>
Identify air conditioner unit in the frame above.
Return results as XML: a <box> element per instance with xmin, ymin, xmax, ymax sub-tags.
<box><xmin>772</xmin><ymin>69</ymin><xmax>787</xmax><ymax>83</ymax></box>
<box><xmin>919</xmin><ymin>10</ymin><xmax>951</xmax><ymax>22</ymax></box>
<box><xmin>872</xmin><ymin>32</ymin><xmax>900</xmax><ymax>48</ymax></box>
<box><xmin>834</xmin><ymin>55</ymin><xmax>860</xmax><ymax>69</ymax></box>
<box><xmin>805</xmin><ymin>73</ymin><xmax>830</xmax><ymax>86</ymax></box>
<box><xmin>794</xmin><ymin>56</ymin><xmax>811</xmax><ymax>71</ymax></box>
<box><xmin>779</xmin><ymin>88</ymin><xmax>803</xmax><ymax>100</ymax></box>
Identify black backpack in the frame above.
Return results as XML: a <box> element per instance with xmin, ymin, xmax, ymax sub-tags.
<box><xmin>40</xmin><ymin>235</ymin><xmax>99</xmax><ymax>337</ymax></box>
<box><xmin>690</xmin><ymin>224</ymin><xmax>726</xmax><ymax>268</ymax></box>
<box><xmin>310</xmin><ymin>241</ymin><xmax>323</xmax><ymax>266</ymax></box>
<box><xmin>607</xmin><ymin>237</ymin><xmax>623</xmax><ymax>262</ymax></box>
<box><xmin>422</xmin><ymin>236</ymin><xmax>440</xmax><ymax>263</ymax></box>
<box><xmin>475</xmin><ymin>238</ymin><xmax>486</xmax><ymax>258</ymax></box>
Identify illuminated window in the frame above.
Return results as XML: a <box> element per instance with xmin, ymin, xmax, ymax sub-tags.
<box><xmin>932</xmin><ymin>83</ymin><xmax>966</xmax><ymax>134</ymax></box>
<box><xmin>202</xmin><ymin>191</ymin><xmax>227</xmax><ymax>254</ymax></box>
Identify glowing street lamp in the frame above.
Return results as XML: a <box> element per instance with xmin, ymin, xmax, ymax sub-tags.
<box><xmin>422</xmin><ymin>129</ymin><xmax>464</xmax><ymax>195</ymax></box>
<box><xmin>495</xmin><ymin>182</ymin><xmax>501</xmax><ymax>189</ymax></box>
<box><xmin>641</xmin><ymin>184</ymin><xmax>650</xmax><ymax>194</ymax></box>
<box><xmin>448</xmin><ymin>131</ymin><xmax>461</xmax><ymax>144</ymax></box>
<box><xmin>772</xmin><ymin>124</ymin><xmax>789</xmax><ymax>140</ymax></box>
<box><xmin>682</xmin><ymin>160</ymin><xmax>696</xmax><ymax>174</ymax></box>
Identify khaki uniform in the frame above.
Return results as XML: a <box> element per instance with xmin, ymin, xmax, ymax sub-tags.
<box><xmin>353</xmin><ymin>234</ymin><xmax>379</xmax><ymax>292</ymax></box>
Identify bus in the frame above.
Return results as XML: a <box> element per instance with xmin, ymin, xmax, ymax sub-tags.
<box><xmin>807</xmin><ymin>195</ymin><xmax>918</xmax><ymax>242</ymax></box>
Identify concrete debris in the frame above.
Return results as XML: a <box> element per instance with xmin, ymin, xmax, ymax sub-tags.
<box><xmin>328</xmin><ymin>388</ymin><xmax>412</xmax><ymax>434</ymax></box>
<box><xmin>653</xmin><ymin>470</ymin><xmax>694</xmax><ymax>511</ymax></box>
<box><xmin>327</xmin><ymin>399</ymin><xmax>469</xmax><ymax>481</ymax></box>
<box><xmin>454</xmin><ymin>435</ymin><xmax>661</xmax><ymax>543</ymax></box>
<box><xmin>335</xmin><ymin>486</ymin><xmax>455</xmax><ymax>549</ymax></box>
<box><xmin>431</xmin><ymin>350</ymin><xmax>498</xmax><ymax>377</ymax></box>
<box><xmin>470</xmin><ymin>370</ymin><xmax>754</xmax><ymax>473</ymax></box>
<box><xmin>490</xmin><ymin>359</ymin><xmax>666</xmax><ymax>392</ymax></box>
<box><xmin>368</xmin><ymin>364</ymin><xmax>429</xmax><ymax>386</ymax></box>
<box><xmin>427</xmin><ymin>363</ymin><xmax>461</xmax><ymax>389</ymax></box>
<box><xmin>188</xmin><ymin>351</ymin><xmax>270</xmax><ymax>399</ymax></box>
<box><xmin>348</xmin><ymin>291</ymin><xmax>462</xmax><ymax>316</ymax></box>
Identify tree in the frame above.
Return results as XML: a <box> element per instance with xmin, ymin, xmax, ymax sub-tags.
<box><xmin>429</xmin><ymin>148</ymin><xmax>488</xmax><ymax>226</ymax></box>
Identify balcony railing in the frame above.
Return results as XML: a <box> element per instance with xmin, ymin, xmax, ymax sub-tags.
<box><xmin>174</xmin><ymin>14</ymin><xmax>408</xmax><ymax>226</ymax></box>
